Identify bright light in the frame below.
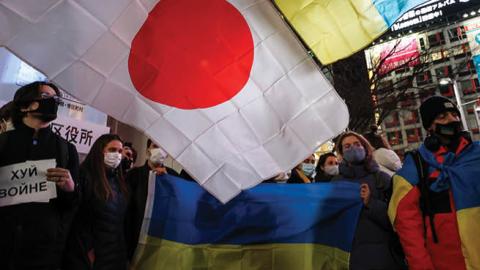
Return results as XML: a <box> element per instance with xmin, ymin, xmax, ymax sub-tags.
<box><xmin>388</xmin><ymin>36</ymin><xmax>392</xmax><ymax>40</ymax></box>
<box><xmin>463</xmin><ymin>13</ymin><xmax>469</xmax><ymax>18</ymax></box>
<box><xmin>409</xmin><ymin>30</ymin><xmax>413</xmax><ymax>33</ymax></box>
<box><xmin>471</xmin><ymin>11</ymin><xmax>476</xmax><ymax>16</ymax></box>
<box><xmin>379</xmin><ymin>39</ymin><xmax>383</xmax><ymax>42</ymax></box>
<box><xmin>439</xmin><ymin>78</ymin><xmax>453</xmax><ymax>85</ymax></box>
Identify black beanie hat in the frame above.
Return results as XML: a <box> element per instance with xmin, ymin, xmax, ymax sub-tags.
<box><xmin>420</xmin><ymin>96</ymin><xmax>460</xmax><ymax>129</ymax></box>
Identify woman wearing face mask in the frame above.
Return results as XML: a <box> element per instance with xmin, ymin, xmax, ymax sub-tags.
<box><xmin>64</xmin><ymin>134</ymin><xmax>129</xmax><ymax>270</ymax></box>
<box><xmin>314</xmin><ymin>152</ymin><xmax>339</xmax><ymax>182</ymax></box>
<box><xmin>287</xmin><ymin>155</ymin><xmax>315</xmax><ymax>184</ymax></box>
<box><xmin>333</xmin><ymin>131</ymin><xmax>406</xmax><ymax>270</ymax></box>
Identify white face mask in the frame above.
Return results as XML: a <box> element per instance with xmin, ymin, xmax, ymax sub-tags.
<box><xmin>104</xmin><ymin>152</ymin><xmax>122</xmax><ymax>168</ymax></box>
<box><xmin>324</xmin><ymin>165</ymin><xmax>339</xmax><ymax>176</ymax></box>
<box><xmin>149</xmin><ymin>147</ymin><xmax>168</xmax><ymax>165</ymax></box>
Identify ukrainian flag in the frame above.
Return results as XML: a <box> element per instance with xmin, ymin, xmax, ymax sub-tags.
<box><xmin>274</xmin><ymin>0</ymin><xmax>429</xmax><ymax>64</ymax></box>
<box><xmin>389</xmin><ymin>142</ymin><xmax>480</xmax><ymax>269</ymax></box>
<box><xmin>131</xmin><ymin>174</ymin><xmax>363</xmax><ymax>270</ymax></box>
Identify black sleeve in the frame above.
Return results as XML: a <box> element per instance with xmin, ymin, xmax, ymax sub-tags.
<box><xmin>364</xmin><ymin>172</ymin><xmax>393</xmax><ymax>230</ymax></box>
<box><xmin>56</xmin><ymin>143</ymin><xmax>80</xmax><ymax>210</ymax></box>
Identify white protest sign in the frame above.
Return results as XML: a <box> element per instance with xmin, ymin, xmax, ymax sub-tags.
<box><xmin>50</xmin><ymin>117</ymin><xmax>110</xmax><ymax>154</ymax></box>
<box><xmin>0</xmin><ymin>159</ymin><xmax>57</xmax><ymax>207</ymax></box>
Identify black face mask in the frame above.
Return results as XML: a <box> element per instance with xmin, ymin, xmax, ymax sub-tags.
<box><xmin>30</xmin><ymin>97</ymin><xmax>59</xmax><ymax>122</ymax></box>
<box><xmin>434</xmin><ymin>121</ymin><xmax>462</xmax><ymax>138</ymax></box>
<box><xmin>121</xmin><ymin>158</ymin><xmax>133</xmax><ymax>172</ymax></box>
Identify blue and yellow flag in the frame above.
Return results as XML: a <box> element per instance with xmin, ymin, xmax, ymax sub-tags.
<box><xmin>274</xmin><ymin>0</ymin><xmax>428</xmax><ymax>64</ymax></box>
<box><xmin>132</xmin><ymin>175</ymin><xmax>363</xmax><ymax>270</ymax></box>
<box><xmin>389</xmin><ymin>142</ymin><xmax>480</xmax><ymax>269</ymax></box>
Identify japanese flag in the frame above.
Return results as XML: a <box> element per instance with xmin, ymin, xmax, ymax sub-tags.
<box><xmin>0</xmin><ymin>0</ymin><xmax>348</xmax><ymax>202</ymax></box>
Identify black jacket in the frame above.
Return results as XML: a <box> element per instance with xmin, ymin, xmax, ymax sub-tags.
<box><xmin>314</xmin><ymin>171</ymin><xmax>334</xmax><ymax>183</ymax></box>
<box><xmin>124</xmin><ymin>162</ymin><xmax>179</xmax><ymax>260</ymax></box>
<box><xmin>287</xmin><ymin>168</ymin><xmax>312</xmax><ymax>183</ymax></box>
<box><xmin>333</xmin><ymin>160</ymin><xmax>405</xmax><ymax>270</ymax></box>
<box><xmin>0</xmin><ymin>124</ymin><xmax>79</xmax><ymax>270</ymax></box>
<box><xmin>64</xmin><ymin>169</ymin><xmax>127</xmax><ymax>270</ymax></box>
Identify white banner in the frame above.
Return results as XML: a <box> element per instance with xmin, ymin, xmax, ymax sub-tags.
<box><xmin>0</xmin><ymin>159</ymin><xmax>57</xmax><ymax>207</ymax></box>
<box><xmin>50</xmin><ymin>116</ymin><xmax>110</xmax><ymax>154</ymax></box>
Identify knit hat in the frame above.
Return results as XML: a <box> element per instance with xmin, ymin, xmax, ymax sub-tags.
<box><xmin>420</xmin><ymin>96</ymin><xmax>460</xmax><ymax>129</ymax></box>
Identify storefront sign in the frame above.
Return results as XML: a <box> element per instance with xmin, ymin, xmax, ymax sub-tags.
<box><xmin>391</xmin><ymin>0</ymin><xmax>475</xmax><ymax>32</ymax></box>
<box><xmin>365</xmin><ymin>36</ymin><xmax>420</xmax><ymax>74</ymax></box>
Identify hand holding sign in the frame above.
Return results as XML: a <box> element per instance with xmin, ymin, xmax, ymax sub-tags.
<box><xmin>46</xmin><ymin>168</ymin><xmax>74</xmax><ymax>192</ymax></box>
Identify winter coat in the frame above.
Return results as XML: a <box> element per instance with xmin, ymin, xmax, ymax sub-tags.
<box><xmin>333</xmin><ymin>160</ymin><xmax>405</xmax><ymax>270</ymax></box>
<box><xmin>287</xmin><ymin>168</ymin><xmax>312</xmax><ymax>183</ymax></box>
<box><xmin>373</xmin><ymin>148</ymin><xmax>402</xmax><ymax>177</ymax></box>
<box><xmin>388</xmin><ymin>136</ymin><xmax>480</xmax><ymax>270</ymax></box>
<box><xmin>0</xmin><ymin>123</ymin><xmax>79</xmax><ymax>270</ymax></box>
<box><xmin>314</xmin><ymin>171</ymin><xmax>334</xmax><ymax>182</ymax></box>
<box><xmin>64</xmin><ymin>168</ymin><xmax>127</xmax><ymax>270</ymax></box>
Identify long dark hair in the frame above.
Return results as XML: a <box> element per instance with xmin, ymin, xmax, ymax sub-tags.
<box><xmin>11</xmin><ymin>81</ymin><xmax>61</xmax><ymax>127</ymax></box>
<box><xmin>315</xmin><ymin>152</ymin><xmax>336</xmax><ymax>174</ymax></box>
<box><xmin>82</xmin><ymin>134</ymin><xmax>128</xmax><ymax>201</ymax></box>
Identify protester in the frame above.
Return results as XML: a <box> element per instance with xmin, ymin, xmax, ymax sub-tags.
<box><xmin>120</xmin><ymin>142</ymin><xmax>135</xmax><ymax>175</ymax></box>
<box><xmin>314</xmin><ymin>152</ymin><xmax>339</xmax><ymax>182</ymax></box>
<box><xmin>363</xmin><ymin>126</ymin><xmax>402</xmax><ymax>177</ymax></box>
<box><xmin>389</xmin><ymin>96</ymin><xmax>480</xmax><ymax>270</ymax></box>
<box><xmin>287</xmin><ymin>154</ymin><xmax>315</xmax><ymax>183</ymax></box>
<box><xmin>0</xmin><ymin>101</ymin><xmax>14</xmax><ymax>133</ymax></box>
<box><xmin>124</xmin><ymin>139</ymin><xmax>179</xmax><ymax>261</ymax></box>
<box><xmin>333</xmin><ymin>131</ymin><xmax>406</xmax><ymax>270</ymax></box>
<box><xmin>0</xmin><ymin>81</ymin><xmax>80</xmax><ymax>270</ymax></box>
<box><xmin>64</xmin><ymin>134</ymin><xmax>128</xmax><ymax>270</ymax></box>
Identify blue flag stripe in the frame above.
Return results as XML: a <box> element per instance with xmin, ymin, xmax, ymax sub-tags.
<box><xmin>147</xmin><ymin>175</ymin><xmax>362</xmax><ymax>252</ymax></box>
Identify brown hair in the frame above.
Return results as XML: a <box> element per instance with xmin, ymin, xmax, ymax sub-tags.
<box><xmin>82</xmin><ymin>134</ymin><xmax>128</xmax><ymax>201</ymax></box>
<box><xmin>336</xmin><ymin>131</ymin><xmax>375</xmax><ymax>167</ymax></box>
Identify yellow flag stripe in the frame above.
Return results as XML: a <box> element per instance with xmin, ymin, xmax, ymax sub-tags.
<box><xmin>132</xmin><ymin>237</ymin><xmax>350</xmax><ymax>270</ymax></box>
<box><xmin>457</xmin><ymin>207</ymin><xmax>480</xmax><ymax>270</ymax></box>
<box><xmin>275</xmin><ymin>0</ymin><xmax>387</xmax><ymax>64</ymax></box>
<box><xmin>388</xmin><ymin>175</ymin><xmax>414</xmax><ymax>226</ymax></box>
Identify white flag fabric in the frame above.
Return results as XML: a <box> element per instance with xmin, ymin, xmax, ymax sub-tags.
<box><xmin>0</xmin><ymin>0</ymin><xmax>349</xmax><ymax>203</ymax></box>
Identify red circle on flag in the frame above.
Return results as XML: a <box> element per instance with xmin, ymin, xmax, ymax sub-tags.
<box><xmin>128</xmin><ymin>0</ymin><xmax>254</xmax><ymax>109</ymax></box>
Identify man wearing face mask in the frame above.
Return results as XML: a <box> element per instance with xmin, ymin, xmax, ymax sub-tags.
<box><xmin>388</xmin><ymin>96</ymin><xmax>480</xmax><ymax>270</ymax></box>
<box><xmin>0</xmin><ymin>81</ymin><xmax>80</xmax><ymax>270</ymax></box>
<box><xmin>124</xmin><ymin>139</ymin><xmax>179</xmax><ymax>261</ymax></box>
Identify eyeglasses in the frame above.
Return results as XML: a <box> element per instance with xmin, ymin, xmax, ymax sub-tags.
<box><xmin>38</xmin><ymin>93</ymin><xmax>61</xmax><ymax>103</ymax></box>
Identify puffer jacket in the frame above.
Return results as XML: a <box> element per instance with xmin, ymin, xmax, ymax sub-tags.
<box><xmin>64</xmin><ymin>168</ymin><xmax>127</xmax><ymax>270</ymax></box>
<box><xmin>333</xmin><ymin>160</ymin><xmax>405</xmax><ymax>270</ymax></box>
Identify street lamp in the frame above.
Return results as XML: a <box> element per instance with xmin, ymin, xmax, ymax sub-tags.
<box><xmin>439</xmin><ymin>78</ymin><xmax>469</xmax><ymax>131</ymax></box>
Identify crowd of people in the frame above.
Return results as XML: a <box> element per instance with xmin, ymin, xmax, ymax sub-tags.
<box><xmin>0</xmin><ymin>81</ymin><xmax>478</xmax><ymax>270</ymax></box>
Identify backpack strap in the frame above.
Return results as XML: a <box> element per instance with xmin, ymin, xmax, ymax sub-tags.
<box><xmin>408</xmin><ymin>150</ymin><xmax>438</xmax><ymax>243</ymax></box>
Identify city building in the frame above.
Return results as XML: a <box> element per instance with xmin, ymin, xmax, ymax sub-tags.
<box><xmin>364</xmin><ymin>0</ymin><xmax>480</xmax><ymax>156</ymax></box>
